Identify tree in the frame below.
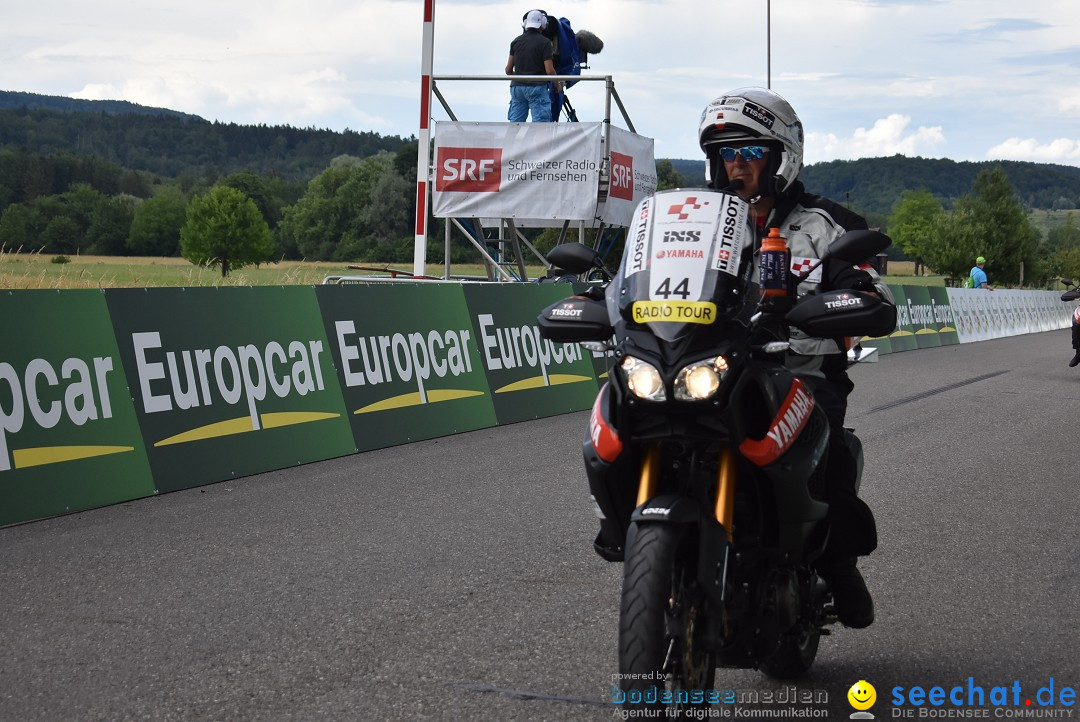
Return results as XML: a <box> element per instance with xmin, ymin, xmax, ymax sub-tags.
<box><xmin>656</xmin><ymin>160</ymin><xmax>686</xmax><ymax>191</ymax></box>
<box><xmin>886</xmin><ymin>189</ymin><xmax>945</xmax><ymax>274</ymax></box>
<box><xmin>87</xmin><ymin>194</ymin><xmax>137</xmax><ymax>255</ymax></box>
<box><xmin>949</xmin><ymin>167</ymin><xmax>1041</xmax><ymax>285</ymax></box>
<box><xmin>920</xmin><ymin>167</ymin><xmax>1042</xmax><ymax>285</ymax></box>
<box><xmin>39</xmin><ymin>216</ymin><xmax>81</xmax><ymax>253</ymax></box>
<box><xmin>180</xmin><ymin>185</ymin><xmax>274</xmax><ymax>276</ymax></box>
<box><xmin>0</xmin><ymin>203</ymin><xmax>31</xmax><ymax>248</ymax></box>
<box><xmin>127</xmin><ymin>185</ymin><xmax>188</xmax><ymax>256</ymax></box>
<box><xmin>277</xmin><ymin>152</ymin><xmax>410</xmax><ymax>262</ymax></box>
<box><xmin>1046</xmin><ymin>214</ymin><xmax>1080</xmax><ymax>282</ymax></box>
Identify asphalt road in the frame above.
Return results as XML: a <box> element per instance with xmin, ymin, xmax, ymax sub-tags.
<box><xmin>2</xmin><ymin>329</ymin><xmax>1078</xmax><ymax>721</ymax></box>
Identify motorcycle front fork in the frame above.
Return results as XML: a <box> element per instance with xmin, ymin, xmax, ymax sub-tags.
<box><xmin>635</xmin><ymin>444</ymin><xmax>737</xmax><ymax>541</ymax></box>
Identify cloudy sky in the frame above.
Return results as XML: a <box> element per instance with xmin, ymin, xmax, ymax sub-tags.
<box><xmin>4</xmin><ymin>0</ymin><xmax>1080</xmax><ymax>167</ymax></box>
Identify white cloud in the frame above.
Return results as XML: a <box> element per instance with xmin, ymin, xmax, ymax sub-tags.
<box><xmin>805</xmin><ymin>114</ymin><xmax>946</xmax><ymax>164</ymax></box>
<box><xmin>985</xmin><ymin>138</ymin><xmax>1080</xmax><ymax>165</ymax></box>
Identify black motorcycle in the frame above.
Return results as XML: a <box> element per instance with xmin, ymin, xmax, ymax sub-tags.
<box><xmin>537</xmin><ymin>189</ymin><xmax>895</xmax><ymax>713</ymax></box>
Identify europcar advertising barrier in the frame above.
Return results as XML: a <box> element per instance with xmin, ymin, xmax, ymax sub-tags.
<box><xmin>105</xmin><ymin>287</ymin><xmax>358</xmax><ymax>494</ymax></box>
<box><xmin>2</xmin><ymin>283</ymin><xmax>592</xmax><ymax>526</ymax></box>
<box><xmin>316</xmin><ymin>283</ymin><xmax>498</xmax><ymax>452</ymax></box>
<box><xmin>0</xmin><ymin>290</ymin><xmax>155</xmax><ymax>526</ymax></box>
<box><xmin>2</xmin><ymin>283</ymin><xmax>1075</xmax><ymax>526</ymax></box>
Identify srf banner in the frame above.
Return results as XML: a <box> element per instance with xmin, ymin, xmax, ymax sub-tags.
<box><xmin>598</xmin><ymin>125</ymin><xmax>658</xmax><ymax>227</ymax></box>
<box><xmin>432</xmin><ymin>121</ymin><xmax>603</xmax><ymax>221</ymax></box>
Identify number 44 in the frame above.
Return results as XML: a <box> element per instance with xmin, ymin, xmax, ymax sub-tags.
<box><xmin>654</xmin><ymin>277</ymin><xmax>690</xmax><ymax>299</ymax></box>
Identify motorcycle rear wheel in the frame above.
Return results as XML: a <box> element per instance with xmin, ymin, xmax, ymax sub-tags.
<box><xmin>618</xmin><ymin>523</ymin><xmax>716</xmax><ymax>713</ymax></box>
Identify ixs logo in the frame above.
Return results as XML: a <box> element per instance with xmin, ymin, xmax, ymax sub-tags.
<box><xmin>610</xmin><ymin>151</ymin><xmax>634</xmax><ymax>201</ymax></box>
<box><xmin>435</xmin><ymin>147</ymin><xmax>502</xmax><ymax>193</ymax></box>
<box><xmin>661</xmin><ymin>230</ymin><xmax>703</xmax><ymax>244</ymax></box>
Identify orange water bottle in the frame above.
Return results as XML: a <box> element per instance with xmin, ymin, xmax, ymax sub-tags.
<box><xmin>759</xmin><ymin>227</ymin><xmax>791</xmax><ymax>300</ymax></box>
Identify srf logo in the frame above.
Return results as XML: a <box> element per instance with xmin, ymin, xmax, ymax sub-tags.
<box><xmin>610</xmin><ymin>151</ymin><xmax>633</xmax><ymax>201</ymax></box>
<box><xmin>436</xmin><ymin>147</ymin><xmax>502</xmax><ymax>192</ymax></box>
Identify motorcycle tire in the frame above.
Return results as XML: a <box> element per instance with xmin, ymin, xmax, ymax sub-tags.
<box><xmin>618</xmin><ymin>522</ymin><xmax>716</xmax><ymax>711</ymax></box>
<box><xmin>758</xmin><ymin>576</ymin><xmax>823</xmax><ymax>679</ymax></box>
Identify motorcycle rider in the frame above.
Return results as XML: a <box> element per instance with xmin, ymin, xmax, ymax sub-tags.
<box><xmin>697</xmin><ymin>87</ymin><xmax>895</xmax><ymax>629</ymax></box>
<box><xmin>1062</xmin><ymin>286</ymin><xmax>1080</xmax><ymax>367</ymax></box>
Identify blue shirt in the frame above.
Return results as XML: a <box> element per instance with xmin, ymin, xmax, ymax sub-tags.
<box><xmin>970</xmin><ymin>266</ymin><xmax>988</xmax><ymax>289</ymax></box>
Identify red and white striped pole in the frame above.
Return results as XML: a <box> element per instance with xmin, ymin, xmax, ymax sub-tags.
<box><xmin>413</xmin><ymin>0</ymin><xmax>435</xmax><ymax>277</ymax></box>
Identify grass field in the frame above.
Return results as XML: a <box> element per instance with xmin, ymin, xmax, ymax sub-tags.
<box><xmin>0</xmin><ymin>249</ymin><xmax>539</xmax><ymax>289</ymax></box>
<box><xmin>0</xmin><ymin>248</ymin><xmax>942</xmax><ymax>290</ymax></box>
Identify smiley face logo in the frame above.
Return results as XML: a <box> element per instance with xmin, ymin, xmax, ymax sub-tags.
<box><xmin>848</xmin><ymin>680</ymin><xmax>877</xmax><ymax>711</ymax></box>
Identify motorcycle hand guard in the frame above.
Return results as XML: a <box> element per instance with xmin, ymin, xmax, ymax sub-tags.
<box><xmin>785</xmin><ymin>289</ymin><xmax>897</xmax><ymax>339</ymax></box>
<box><xmin>537</xmin><ymin>295</ymin><xmax>614</xmax><ymax>343</ymax></box>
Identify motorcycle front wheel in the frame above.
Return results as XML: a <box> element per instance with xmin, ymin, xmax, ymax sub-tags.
<box><xmin>617</xmin><ymin>522</ymin><xmax>716</xmax><ymax>714</ymax></box>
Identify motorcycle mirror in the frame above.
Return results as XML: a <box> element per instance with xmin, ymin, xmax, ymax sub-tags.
<box><xmin>546</xmin><ymin>242</ymin><xmax>611</xmax><ymax>280</ymax></box>
<box><xmin>1061</xmin><ymin>277</ymin><xmax>1074</xmax><ymax>287</ymax></box>
<box><xmin>820</xmin><ymin>230</ymin><xmax>892</xmax><ymax>265</ymax></box>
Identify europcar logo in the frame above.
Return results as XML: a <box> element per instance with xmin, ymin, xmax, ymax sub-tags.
<box><xmin>132</xmin><ymin>331</ymin><xmax>341</xmax><ymax>445</ymax></box>
<box><xmin>610</xmin><ymin>151</ymin><xmax>634</xmax><ymax>201</ymax></box>
<box><xmin>435</xmin><ymin>146</ymin><xmax>502</xmax><ymax>192</ymax></box>
<box><xmin>476</xmin><ymin>313</ymin><xmax>592</xmax><ymax>391</ymax></box>
<box><xmin>0</xmin><ymin>354</ymin><xmax>130</xmax><ymax>471</ymax></box>
<box><xmin>334</xmin><ymin>320</ymin><xmax>486</xmax><ymax>412</ymax></box>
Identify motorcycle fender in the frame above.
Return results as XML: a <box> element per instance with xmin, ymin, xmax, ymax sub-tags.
<box><xmin>630</xmin><ymin>497</ymin><xmax>729</xmax><ymax>609</ymax></box>
<box><xmin>630</xmin><ymin>495</ymin><xmax>699</xmax><ymax>524</ymax></box>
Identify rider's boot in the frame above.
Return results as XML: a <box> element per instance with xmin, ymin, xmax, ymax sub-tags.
<box><xmin>816</xmin><ymin>555</ymin><xmax>874</xmax><ymax>629</ymax></box>
<box><xmin>1069</xmin><ymin>350</ymin><xmax>1080</xmax><ymax>368</ymax></box>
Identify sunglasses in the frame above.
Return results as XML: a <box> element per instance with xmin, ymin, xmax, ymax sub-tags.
<box><xmin>719</xmin><ymin>146</ymin><xmax>770</xmax><ymax>162</ymax></box>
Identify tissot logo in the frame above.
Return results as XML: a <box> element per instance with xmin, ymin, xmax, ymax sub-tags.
<box><xmin>610</xmin><ymin>151</ymin><xmax>633</xmax><ymax>201</ymax></box>
<box><xmin>436</xmin><ymin>147</ymin><xmax>502</xmax><ymax>193</ymax></box>
<box><xmin>742</xmin><ymin>101</ymin><xmax>775</xmax><ymax>129</ymax></box>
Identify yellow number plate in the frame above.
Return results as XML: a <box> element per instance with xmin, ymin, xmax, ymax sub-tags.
<box><xmin>632</xmin><ymin>301</ymin><xmax>717</xmax><ymax>325</ymax></box>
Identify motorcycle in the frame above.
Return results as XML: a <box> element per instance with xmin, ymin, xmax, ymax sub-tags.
<box><xmin>536</xmin><ymin>189</ymin><xmax>895</xmax><ymax>712</ymax></box>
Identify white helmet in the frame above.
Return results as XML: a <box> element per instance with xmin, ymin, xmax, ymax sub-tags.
<box><xmin>698</xmin><ymin>87</ymin><xmax>804</xmax><ymax>196</ymax></box>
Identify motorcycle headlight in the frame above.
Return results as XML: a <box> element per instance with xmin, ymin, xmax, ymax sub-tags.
<box><xmin>621</xmin><ymin>356</ymin><xmax>666</xmax><ymax>401</ymax></box>
<box><xmin>674</xmin><ymin>356</ymin><xmax>729</xmax><ymax>401</ymax></box>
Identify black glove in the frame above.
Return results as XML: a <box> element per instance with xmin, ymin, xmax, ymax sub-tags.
<box><xmin>824</xmin><ymin>258</ymin><xmax>875</xmax><ymax>292</ymax></box>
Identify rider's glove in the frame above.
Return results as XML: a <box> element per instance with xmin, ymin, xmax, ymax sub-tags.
<box><xmin>824</xmin><ymin>259</ymin><xmax>875</xmax><ymax>292</ymax></box>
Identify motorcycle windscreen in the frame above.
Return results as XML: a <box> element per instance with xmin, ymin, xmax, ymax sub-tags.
<box><xmin>610</xmin><ymin>189</ymin><xmax>753</xmax><ymax>342</ymax></box>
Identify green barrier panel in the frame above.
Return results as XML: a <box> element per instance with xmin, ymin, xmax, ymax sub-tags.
<box><xmin>928</xmin><ymin>286</ymin><xmax>959</xmax><ymax>345</ymax></box>
<box><xmin>462</xmin><ymin>284</ymin><xmax>600</xmax><ymax>424</ymax></box>
<box><xmin>886</xmin><ymin>284</ymin><xmax>919</xmax><ymax>353</ymax></box>
<box><xmin>105</xmin><ymin>287</ymin><xmax>357</xmax><ymax>493</ymax></box>
<box><xmin>0</xmin><ymin>290</ymin><xmax>155</xmax><ymax>526</ymax></box>
<box><xmin>904</xmin><ymin>285</ymin><xmax>943</xmax><ymax>349</ymax></box>
<box><xmin>315</xmin><ymin>283</ymin><xmax>498</xmax><ymax>452</ymax></box>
